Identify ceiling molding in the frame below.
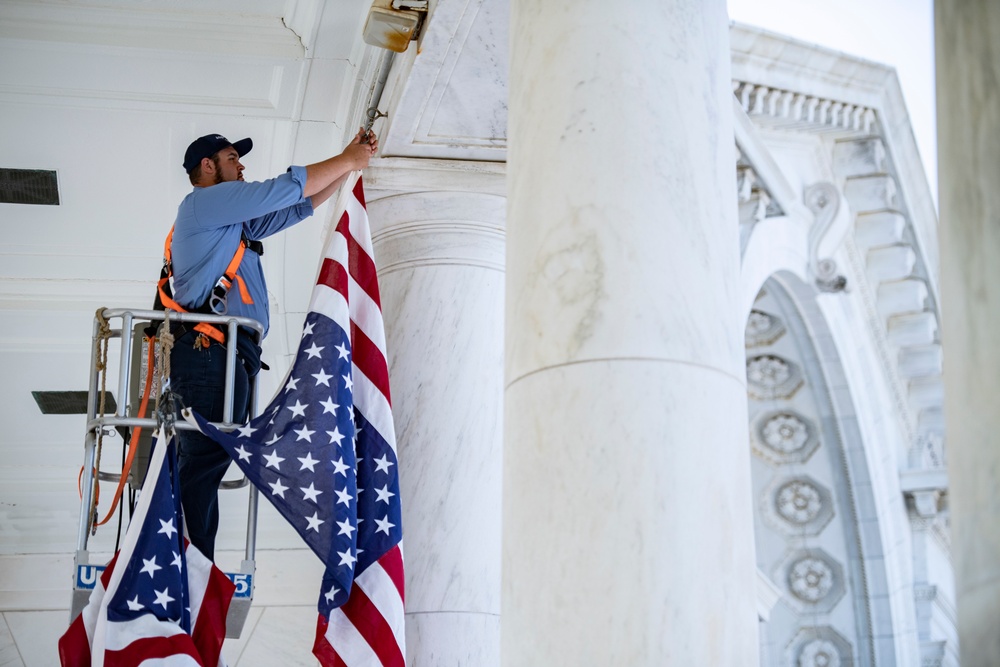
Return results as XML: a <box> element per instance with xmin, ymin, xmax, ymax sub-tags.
<box><xmin>0</xmin><ymin>40</ymin><xmax>304</xmax><ymax>116</ymax></box>
<box><xmin>0</xmin><ymin>1</ymin><xmax>304</xmax><ymax>58</ymax></box>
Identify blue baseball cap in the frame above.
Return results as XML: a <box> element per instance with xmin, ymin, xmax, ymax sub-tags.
<box><xmin>183</xmin><ymin>134</ymin><xmax>252</xmax><ymax>173</ymax></box>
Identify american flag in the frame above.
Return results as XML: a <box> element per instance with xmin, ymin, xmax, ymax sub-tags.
<box><xmin>184</xmin><ymin>173</ymin><xmax>405</xmax><ymax>666</ymax></box>
<box><xmin>58</xmin><ymin>426</ymin><xmax>234</xmax><ymax>667</ymax></box>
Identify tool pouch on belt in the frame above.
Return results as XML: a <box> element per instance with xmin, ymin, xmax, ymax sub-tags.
<box><xmin>235</xmin><ymin>331</ymin><xmax>264</xmax><ymax>377</ymax></box>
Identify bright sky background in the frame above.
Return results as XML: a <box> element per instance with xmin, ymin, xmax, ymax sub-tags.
<box><xmin>727</xmin><ymin>0</ymin><xmax>937</xmax><ymax>203</ymax></box>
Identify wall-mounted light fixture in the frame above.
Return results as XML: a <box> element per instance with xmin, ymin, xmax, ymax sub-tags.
<box><xmin>362</xmin><ymin>0</ymin><xmax>428</xmax><ymax>53</ymax></box>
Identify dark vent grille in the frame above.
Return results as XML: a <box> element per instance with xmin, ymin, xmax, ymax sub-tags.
<box><xmin>32</xmin><ymin>390</ymin><xmax>116</xmax><ymax>414</ymax></box>
<box><xmin>0</xmin><ymin>169</ymin><xmax>60</xmax><ymax>205</ymax></box>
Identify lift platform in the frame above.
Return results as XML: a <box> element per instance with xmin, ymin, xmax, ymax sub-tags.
<box><xmin>70</xmin><ymin>307</ymin><xmax>264</xmax><ymax>638</ymax></box>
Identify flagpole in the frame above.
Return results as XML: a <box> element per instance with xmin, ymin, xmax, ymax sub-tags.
<box><xmin>363</xmin><ymin>49</ymin><xmax>395</xmax><ymax>135</ymax></box>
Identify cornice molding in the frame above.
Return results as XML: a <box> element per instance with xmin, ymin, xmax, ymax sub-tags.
<box><xmin>729</xmin><ymin>22</ymin><xmax>938</xmax><ymax>298</ymax></box>
<box><xmin>730</xmin><ymin>22</ymin><xmax>895</xmax><ymax>107</ymax></box>
<box><xmin>733</xmin><ymin>79</ymin><xmax>877</xmax><ymax>138</ymax></box>
<box><xmin>0</xmin><ymin>39</ymin><xmax>304</xmax><ymax>116</ymax></box>
<box><xmin>365</xmin><ymin>156</ymin><xmax>505</xmax><ymax>197</ymax></box>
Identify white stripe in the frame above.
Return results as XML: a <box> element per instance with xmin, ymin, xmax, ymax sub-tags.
<box><xmin>137</xmin><ymin>659</ymin><xmax>203</xmax><ymax>667</ymax></box>
<box><xmin>103</xmin><ymin>613</ymin><xmax>188</xmax><ymax>651</ymax></box>
<box><xmin>345</xmin><ymin>194</ymin><xmax>375</xmax><ymax>257</ymax></box>
<box><xmin>181</xmin><ymin>408</ymin><xmax>201</xmax><ymax>433</ymax></box>
<box><xmin>324</xmin><ymin>607</ymin><xmax>382</xmax><ymax>666</ymax></box>
<box><xmin>81</xmin><ymin>578</ymin><xmax>106</xmax><ymax>646</ymax></box>
<box><xmin>310</xmin><ymin>282</ymin><xmax>351</xmax><ymax>335</ymax></box>
<box><xmin>352</xmin><ymin>367</ymin><xmax>397</xmax><ymax>452</ymax></box>
<box><xmin>354</xmin><ymin>562</ymin><xmax>405</xmax><ymax>653</ymax></box>
<box><xmin>184</xmin><ymin>544</ymin><xmax>213</xmax><ymax>627</ymax></box>
<box><xmin>347</xmin><ymin>273</ymin><xmax>388</xmax><ymax>356</ymax></box>
<box><xmin>323</xmin><ymin>226</ymin><xmax>350</xmax><ymax>266</ymax></box>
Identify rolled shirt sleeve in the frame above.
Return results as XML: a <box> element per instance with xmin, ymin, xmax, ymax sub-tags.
<box><xmin>187</xmin><ymin>166</ymin><xmax>311</xmax><ymax>231</ymax></box>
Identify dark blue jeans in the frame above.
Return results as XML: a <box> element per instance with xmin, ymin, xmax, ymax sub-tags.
<box><xmin>170</xmin><ymin>328</ymin><xmax>254</xmax><ymax>560</ymax></box>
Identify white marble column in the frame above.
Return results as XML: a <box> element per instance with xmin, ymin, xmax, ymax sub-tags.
<box><xmin>504</xmin><ymin>1</ymin><xmax>758</xmax><ymax>664</ymax></box>
<box><xmin>935</xmin><ymin>4</ymin><xmax>1000</xmax><ymax>664</ymax></box>
<box><xmin>368</xmin><ymin>188</ymin><xmax>505</xmax><ymax>666</ymax></box>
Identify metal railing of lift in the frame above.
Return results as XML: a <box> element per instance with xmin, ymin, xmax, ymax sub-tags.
<box><xmin>76</xmin><ymin>307</ymin><xmax>264</xmax><ymax>560</ymax></box>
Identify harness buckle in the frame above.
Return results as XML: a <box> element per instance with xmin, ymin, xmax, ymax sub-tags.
<box><xmin>209</xmin><ymin>276</ymin><xmax>232</xmax><ymax>315</ymax></box>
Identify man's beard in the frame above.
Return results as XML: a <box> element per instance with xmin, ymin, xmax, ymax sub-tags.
<box><xmin>211</xmin><ymin>155</ymin><xmax>224</xmax><ymax>184</ymax></box>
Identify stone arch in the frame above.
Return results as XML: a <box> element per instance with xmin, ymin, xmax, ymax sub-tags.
<box><xmin>748</xmin><ymin>271</ymin><xmax>896</xmax><ymax>666</ymax></box>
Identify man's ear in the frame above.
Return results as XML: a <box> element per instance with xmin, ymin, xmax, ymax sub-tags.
<box><xmin>201</xmin><ymin>156</ymin><xmax>216</xmax><ymax>175</ymax></box>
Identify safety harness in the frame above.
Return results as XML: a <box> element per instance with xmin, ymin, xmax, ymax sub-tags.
<box><xmin>154</xmin><ymin>226</ymin><xmax>263</xmax><ymax>345</ymax></box>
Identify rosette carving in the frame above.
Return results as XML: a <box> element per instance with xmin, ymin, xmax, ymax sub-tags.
<box><xmin>789</xmin><ymin>556</ymin><xmax>835</xmax><ymax>602</ymax></box>
<box><xmin>752</xmin><ymin>410</ymin><xmax>820</xmax><ymax>465</ymax></box>
<box><xmin>745</xmin><ymin>309</ymin><xmax>787</xmax><ymax>347</ymax></box>
<box><xmin>747</xmin><ymin>354</ymin><xmax>804</xmax><ymax>400</ymax></box>
<box><xmin>798</xmin><ymin>639</ymin><xmax>841</xmax><ymax>667</ymax></box>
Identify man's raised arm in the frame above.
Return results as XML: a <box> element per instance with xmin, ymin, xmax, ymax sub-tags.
<box><xmin>303</xmin><ymin>128</ymin><xmax>378</xmax><ymax>199</ymax></box>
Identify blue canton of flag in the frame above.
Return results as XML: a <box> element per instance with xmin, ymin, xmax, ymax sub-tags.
<box><xmin>104</xmin><ymin>438</ymin><xmax>191</xmax><ymax>629</ymax></box>
<box><xmin>185</xmin><ymin>310</ymin><xmax>401</xmax><ymax>607</ymax></box>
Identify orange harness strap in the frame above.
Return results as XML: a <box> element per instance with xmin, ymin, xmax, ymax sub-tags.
<box><xmin>217</xmin><ymin>240</ymin><xmax>254</xmax><ymax>307</ymax></box>
<box><xmin>157</xmin><ymin>226</ymin><xmax>254</xmax><ymax>345</ymax></box>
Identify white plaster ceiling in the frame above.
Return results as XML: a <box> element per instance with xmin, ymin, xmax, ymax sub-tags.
<box><xmin>0</xmin><ymin>0</ymin><xmax>511</xmax><ymax>161</ymax></box>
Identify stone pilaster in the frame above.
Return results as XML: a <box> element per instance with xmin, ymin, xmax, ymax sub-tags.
<box><xmin>368</xmin><ymin>183</ymin><xmax>505</xmax><ymax>666</ymax></box>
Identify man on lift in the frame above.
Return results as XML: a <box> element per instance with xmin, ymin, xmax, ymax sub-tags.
<box><xmin>168</xmin><ymin>129</ymin><xmax>378</xmax><ymax>560</ymax></box>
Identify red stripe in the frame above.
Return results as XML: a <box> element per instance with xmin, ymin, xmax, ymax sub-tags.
<box><xmin>313</xmin><ymin>616</ymin><xmax>347</xmax><ymax>667</ymax></box>
<box><xmin>353</xmin><ymin>176</ymin><xmax>367</xmax><ymax>208</ymax></box>
<box><xmin>99</xmin><ymin>553</ymin><xmax>120</xmax><ymax>588</ymax></box>
<box><xmin>335</xmin><ymin>186</ymin><xmax>381</xmax><ymax>310</ymax></box>
<box><xmin>346</xmin><ymin>231</ymin><xmax>381</xmax><ymax>310</ymax></box>
<box><xmin>57</xmin><ymin>615</ymin><xmax>92</xmax><ymax>667</ymax></box>
<box><xmin>191</xmin><ymin>564</ymin><xmax>235</xmax><ymax>667</ymax></box>
<box><xmin>341</xmin><ymin>584</ymin><xmax>404</xmax><ymax>667</ymax></box>
<box><xmin>317</xmin><ymin>257</ymin><xmax>349</xmax><ymax>301</ymax></box>
<box><xmin>377</xmin><ymin>547</ymin><xmax>405</xmax><ymax>603</ymax></box>
<box><xmin>350</xmin><ymin>322</ymin><xmax>391</xmax><ymax>405</ymax></box>
<box><xmin>104</xmin><ymin>634</ymin><xmax>202</xmax><ymax>666</ymax></box>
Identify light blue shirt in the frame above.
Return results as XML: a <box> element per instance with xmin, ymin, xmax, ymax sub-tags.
<box><xmin>171</xmin><ymin>166</ymin><xmax>314</xmax><ymax>337</ymax></box>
